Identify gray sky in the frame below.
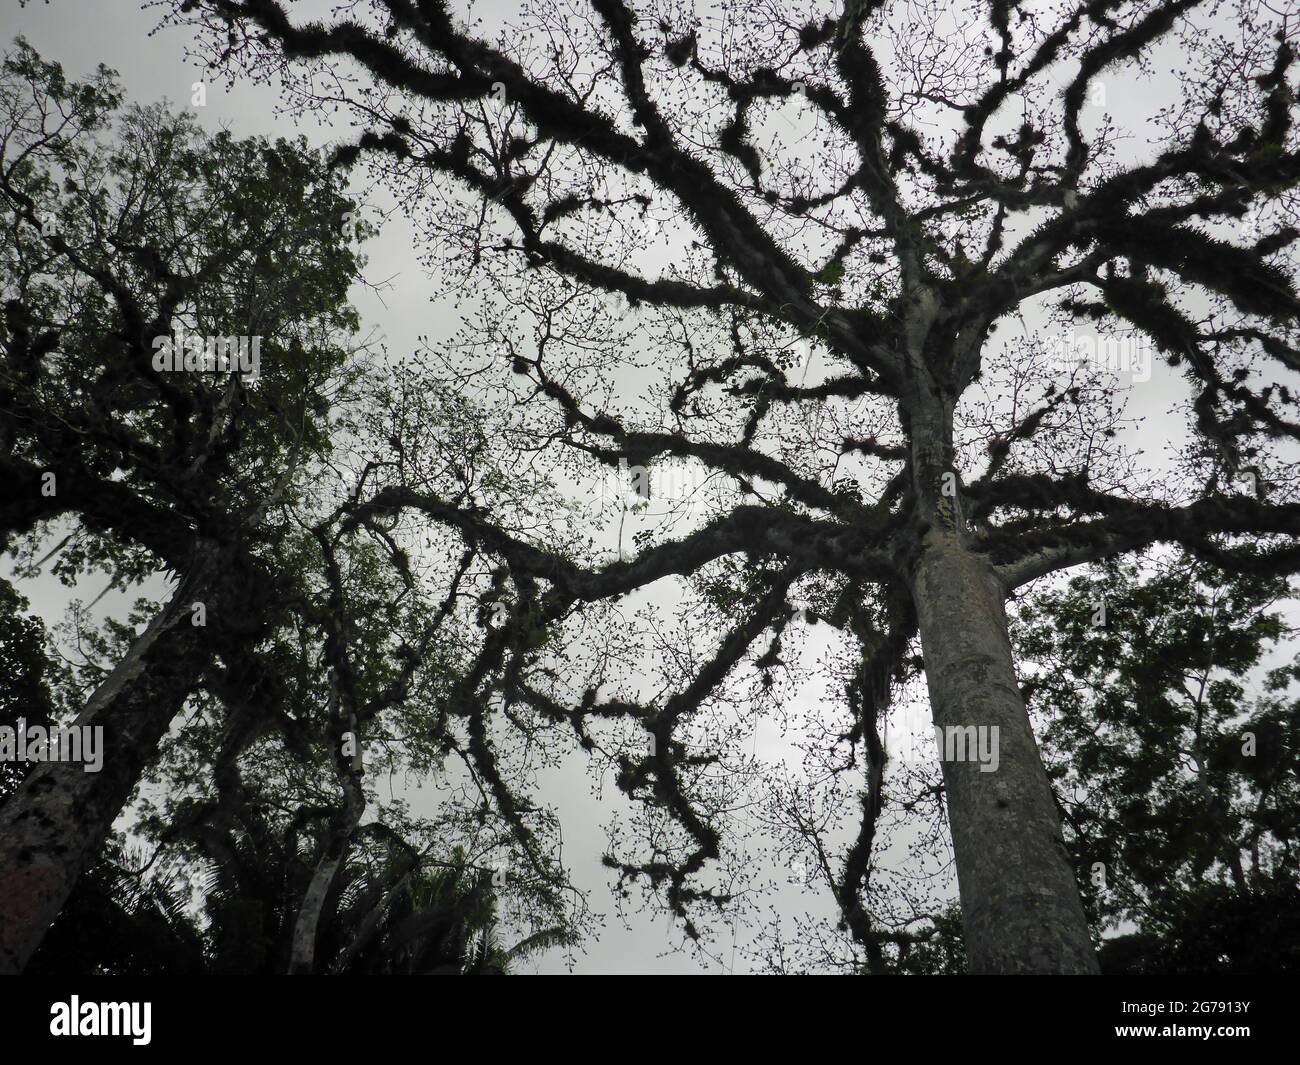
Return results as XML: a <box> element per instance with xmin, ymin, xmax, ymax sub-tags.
<box><xmin>3</xmin><ymin>0</ymin><xmax>1295</xmax><ymax>975</ymax></box>
<box><xmin>1</xmin><ymin>0</ymin><xmax>753</xmax><ymax>974</ymax></box>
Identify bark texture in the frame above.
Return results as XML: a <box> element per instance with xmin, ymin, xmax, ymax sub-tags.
<box><xmin>911</xmin><ymin>528</ymin><xmax>1099</xmax><ymax>973</ymax></box>
<box><xmin>0</xmin><ymin>579</ymin><xmax>207</xmax><ymax>973</ymax></box>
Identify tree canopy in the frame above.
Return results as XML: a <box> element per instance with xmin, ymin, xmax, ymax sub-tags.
<box><xmin>0</xmin><ymin>40</ymin><xmax>581</xmax><ymax>974</ymax></box>
<box><xmin>2</xmin><ymin>0</ymin><xmax>1298</xmax><ymax>975</ymax></box>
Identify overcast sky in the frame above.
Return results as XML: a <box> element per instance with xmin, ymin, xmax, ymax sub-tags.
<box><xmin>4</xmin><ymin>0</ymin><xmax>1295</xmax><ymax>974</ymax></box>
<box><xmin>4</xmin><ymin>0</ymin><xmax>762</xmax><ymax>973</ymax></box>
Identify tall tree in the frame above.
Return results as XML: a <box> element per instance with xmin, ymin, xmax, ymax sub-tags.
<box><xmin>763</xmin><ymin>553</ymin><xmax>1300</xmax><ymax>974</ymax></box>
<box><xmin>0</xmin><ymin>40</ymin><xmax>367</xmax><ymax>971</ymax></box>
<box><xmin>166</xmin><ymin>0</ymin><xmax>1299</xmax><ymax>972</ymax></box>
<box><xmin>13</xmin><ymin>414</ymin><xmax>582</xmax><ymax>973</ymax></box>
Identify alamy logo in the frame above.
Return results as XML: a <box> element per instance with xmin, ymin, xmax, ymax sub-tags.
<box><xmin>152</xmin><ymin>327</ymin><xmax>261</xmax><ymax>381</ymax></box>
<box><xmin>0</xmin><ymin>718</ymin><xmax>103</xmax><ymax>773</ymax></box>
<box><xmin>1046</xmin><ymin>330</ymin><xmax>1151</xmax><ymax>383</ymax></box>
<box><xmin>50</xmin><ymin>997</ymin><xmax>151</xmax><ymax>1045</ymax></box>
<box><xmin>934</xmin><ymin>724</ymin><xmax>1000</xmax><ymax>772</ymax></box>
<box><xmin>586</xmin><ymin>457</ymin><xmax>715</xmax><ymax>516</ymax></box>
<box><xmin>888</xmin><ymin>721</ymin><xmax>1001</xmax><ymax>772</ymax></box>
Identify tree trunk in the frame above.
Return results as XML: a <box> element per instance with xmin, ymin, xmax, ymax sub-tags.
<box><xmin>910</xmin><ymin>527</ymin><xmax>1099</xmax><ymax>974</ymax></box>
<box><xmin>287</xmin><ymin>774</ymin><xmax>365</xmax><ymax>975</ymax></box>
<box><xmin>0</xmin><ymin>578</ymin><xmax>208</xmax><ymax>973</ymax></box>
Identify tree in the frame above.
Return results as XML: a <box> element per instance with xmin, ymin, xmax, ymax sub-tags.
<box><xmin>0</xmin><ymin>40</ymin><xmax>368</xmax><ymax>971</ymax></box>
<box><xmin>25</xmin><ymin>822</ymin><xmax>559</xmax><ymax>975</ymax></box>
<box><xmin>780</xmin><ymin>552</ymin><xmax>1300</xmax><ymax>974</ymax></box>
<box><xmin>167</xmin><ymin>0</ymin><xmax>1300</xmax><ymax>971</ymax></box>
<box><xmin>141</xmin><ymin>456</ymin><xmax>583</xmax><ymax>975</ymax></box>
<box><xmin>15</xmin><ymin>459</ymin><xmax>581</xmax><ymax>974</ymax></box>
<box><xmin>1</xmin><ymin>42</ymin><xmax>586</xmax><ymax>974</ymax></box>
<box><xmin>325</xmin><ymin>849</ymin><xmax>569</xmax><ymax>975</ymax></box>
<box><xmin>1016</xmin><ymin>555</ymin><xmax>1300</xmax><ymax>972</ymax></box>
<box><xmin>26</xmin><ymin>841</ymin><xmax>208</xmax><ymax>976</ymax></box>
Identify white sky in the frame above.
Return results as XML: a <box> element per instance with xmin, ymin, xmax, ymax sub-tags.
<box><xmin>3</xmin><ymin>0</ymin><xmax>1295</xmax><ymax>974</ymax></box>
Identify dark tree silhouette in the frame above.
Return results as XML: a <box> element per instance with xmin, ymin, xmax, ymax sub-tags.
<box><xmin>781</xmin><ymin>552</ymin><xmax>1300</xmax><ymax>973</ymax></box>
<box><xmin>1016</xmin><ymin>556</ymin><xmax>1300</xmax><ymax>972</ymax></box>
<box><xmin>0</xmin><ymin>42</ymin><xmax>367</xmax><ymax>971</ymax></box>
<box><xmin>0</xmin><ymin>580</ymin><xmax>55</xmax><ymax>803</ymax></box>
<box><xmin>163</xmin><ymin>0</ymin><xmax>1300</xmax><ymax>972</ymax></box>
<box><xmin>0</xmin><ymin>42</ymin><xmax>584</xmax><ymax>973</ymax></box>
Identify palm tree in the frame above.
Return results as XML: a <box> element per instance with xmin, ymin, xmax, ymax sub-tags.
<box><xmin>333</xmin><ymin>849</ymin><xmax>569</xmax><ymax>975</ymax></box>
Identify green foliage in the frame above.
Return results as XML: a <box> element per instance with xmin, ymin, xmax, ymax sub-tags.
<box><xmin>891</xmin><ymin>905</ymin><xmax>967</xmax><ymax>975</ymax></box>
<box><xmin>0</xmin><ymin>45</ymin><xmax>582</xmax><ymax>977</ymax></box>
<box><xmin>1016</xmin><ymin>556</ymin><xmax>1300</xmax><ymax>972</ymax></box>
<box><xmin>0</xmin><ymin>37</ymin><xmax>370</xmax><ymax>585</ymax></box>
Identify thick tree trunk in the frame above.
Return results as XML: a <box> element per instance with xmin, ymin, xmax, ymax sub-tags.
<box><xmin>0</xmin><ymin>579</ymin><xmax>207</xmax><ymax>973</ymax></box>
<box><xmin>910</xmin><ymin>528</ymin><xmax>1099</xmax><ymax>974</ymax></box>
